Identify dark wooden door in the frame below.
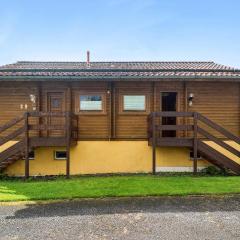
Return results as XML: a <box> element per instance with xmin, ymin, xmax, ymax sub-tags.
<box><xmin>161</xmin><ymin>92</ymin><xmax>177</xmax><ymax>137</ymax></box>
<box><xmin>47</xmin><ymin>92</ymin><xmax>65</xmax><ymax>137</ymax></box>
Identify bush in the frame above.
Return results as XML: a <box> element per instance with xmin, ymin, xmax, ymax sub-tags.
<box><xmin>0</xmin><ymin>172</ymin><xmax>11</xmax><ymax>180</ymax></box>
<box><xmin>200</xmin><ymin>166</ymin><xmax>227</xmax><ymax>176</ymax></box>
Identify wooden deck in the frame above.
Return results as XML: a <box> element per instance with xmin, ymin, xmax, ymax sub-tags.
<box><xmin>29</xmin><ymin>137</ymin><xmax>77</xmax><ymax>147</ymax></box>
<box><xmin>1</xmin><ymin>110</ymin><xmax>240</xmax><ymax>178</ymax></box>
<box><xmin>149</xmin><ymin>138</ymin><xmax>193</xmax><ymax>147</ymax></box>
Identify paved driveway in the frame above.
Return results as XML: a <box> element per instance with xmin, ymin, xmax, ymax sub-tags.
<box><xmin>1</xmin><ymin>196</ymin><xmax>240</xmax><ymax>240</ymax></box>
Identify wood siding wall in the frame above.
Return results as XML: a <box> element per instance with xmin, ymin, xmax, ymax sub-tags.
<box><xmin>0</xmin><ymin>81</ymin><xmax>239</xmax><ymax>139</ymax></box>
<box><xmin>72</xmin><ymin>82</ymin><xmax>110</xmax><ymax>139</ymax></box>
<box><xmin>115</xmin><ymin>82</ymin><xmax>153</xmax><ymax>138</ymax></box>
<box><xmin>187</xmin><ymin>82</ymin><xmax>240</xmax><ymax>137</ymax></box>
<box><xmin>0</xmin><ymin>83</ymin><xmax>37</xmax><ymax>137</ymax></box>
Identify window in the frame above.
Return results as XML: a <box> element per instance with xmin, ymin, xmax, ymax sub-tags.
<box><xmin>54</xmin><ymin>151</ymin><xmax>67</xmax><ymax>160</ymax></box>
<box><xmin>29</xmin><ymin>151</ymin><xmax>35</xmax><ymax>160</ymax></box>
<box><xmin>51</xmin><ymin>98</ymin><xmax>61</xmax><ymax>108</ymax></box>
<box><xmin>22</xmin><ymin>151</ymin><xmax>35</xmax><ymax>160</ymax></box>
<box><xmin>123</xmin><ymin>95</ymin><xmax>146</xmax><ymax>111</ymax></box>
<box><xmin>190</xmin><ymin>151</ymin><xmax>202</xmax><ymax>160</ymax></box>
<box><xmin>79</xmin><ymin>95</ymin><xmax>102</xmax><ymax>111</ymax></box>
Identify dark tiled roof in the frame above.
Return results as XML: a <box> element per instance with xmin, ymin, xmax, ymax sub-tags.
<box><xmin>0</xmin><ymin>61</ymin><xmax>237</xmax><ymax>70</ymax></box>
<box><xmin>0</xmin><ymin>61</ymin><xmax>240</xmax><ymax>79</ymax></box>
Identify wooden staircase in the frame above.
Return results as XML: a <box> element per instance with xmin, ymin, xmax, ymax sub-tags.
<box><xmin>0</xmin><ymin>140</ymin><xmax>25</xmax><ymax>171</ymax></box>
<box><xmin>0</xmin><ymin>112</ymin><xmax>78</xmax><ymax>177</ymax></box>
<box><xmin>0</xmin><ymin>114</ymin><xmax>27</xmax><ymax>173</ymax></box>
<box><xmin>148</xmin><ymin>112</ymin><xmax>240</xmax><ymax>175</ymax></box>
<box><xmin>197</xmin><ymin>141</ymin><xmax>240</xmax><ymax>174</ymax></box>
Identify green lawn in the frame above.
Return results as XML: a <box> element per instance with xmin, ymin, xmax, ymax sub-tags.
<box><xmin>0</xmin><ymin>175</ymin><xmax>240</xmax><ymax>202</ymax></box>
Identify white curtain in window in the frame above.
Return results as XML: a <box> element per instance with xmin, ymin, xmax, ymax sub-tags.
<box><xmin>123</xmin><ymin>95</ymin><xmax>145</xmax><ymax>110</ymax></box>
<box><xmin>80</xmin><ymin>96</ymin><xmax>102</xmax><ymax>110</ymax></box>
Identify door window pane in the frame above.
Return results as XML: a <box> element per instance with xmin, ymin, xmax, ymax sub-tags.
<box><xmin>161</xmin><ymin>92</ymin><xmax>177</xmax><ymax>137</ymax></box>
<box><xmin>80</xmin><ymin>95</ymin><xmax>102</xmax><ymax>110</ymax></box>
<box><xmin>51</xmin><ymin>98</ymin><xmax>61</xmax><ymax>108</ymax></box>
<box><xmin>123</xmin><ymin>95</ymin><xmax>146</xmax><ymax>111</ymax></box>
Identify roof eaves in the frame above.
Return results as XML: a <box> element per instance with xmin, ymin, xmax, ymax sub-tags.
<box><xmin>0</xmin><ymin>75</ymin><xmax>240</xmax><ymax>81</ymax></box>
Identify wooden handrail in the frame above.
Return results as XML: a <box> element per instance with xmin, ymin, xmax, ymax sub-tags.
<box><xmin>0</xmin><ymin>126</ymin><xmax>25</xmax><ymax>146</ymax></box>
<box><xmin>27</xmin><ymin>111</ymin><xmax>77</xmax><ymax>139</ymax></box>
<box><xmin>0</xmin><ymin>111</ymin><xmax>79</xmax><ymax>178</ymax></box>
<box><xmin>0</xmin><ymin>115</ymin><xmax>25</xmax><ymax>134</ymax></box>
<box><xmin>197</xmin><ymin>113</ymin><xmax>240</xmax><ymax>144</ymax></box>
<box><xmin>151</xmin><ymin>111</ymin><xmax>194</xmax><ymax>117</ymax></box>
<box><xmin>28</xmin><ymin>112</ymin><xmax>67</xmax><ymax>117</ymax></box>
<box><xmin>147</xmin><ymin>111</ymin><xmax>240</xmax><ymax>163</ymax></box>
<box><xmin>147</xmin><ymin>111</ymin><xmax>240</xmax><ymax>145</ymax></box>
<box><xmin>28</xmin><ymin>125</ymin><xmax>66</xmax><ymax>131</ymax></box>
<box><xmin>0</xmin><ymin>140</ymin><xmax>25</xmax><ymax>163</ymax></box>
<box><xmin>198</xmin><ymin>127</ymin><xmax>240</xmax><ymax>157</ymax></box>
<box><xmin>0</xmin><ymin>111</ymin><xmax>78</xmax><ymax>147</ymax></box>
<box><xmin>157</xmin><ymin>125</ymin><xmax>193</xmax><ymax>131</ymax></box>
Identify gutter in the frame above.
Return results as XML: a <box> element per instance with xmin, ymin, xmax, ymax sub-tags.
<box><xmin>0</xmin><ymin>75</ymin><xmax>240</xmax><ymax>82</ymax></box>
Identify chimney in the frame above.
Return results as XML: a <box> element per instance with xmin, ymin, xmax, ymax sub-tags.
<box><xmin>87</xmin><ymin>51</ymin><xmax>90</xmax><ymax>65</ymax></box>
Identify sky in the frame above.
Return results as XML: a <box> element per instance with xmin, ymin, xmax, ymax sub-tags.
<box><xmin>1</xmin><ymin>0</ymin><xmax>240</xmax><ymax>67</ymax></box>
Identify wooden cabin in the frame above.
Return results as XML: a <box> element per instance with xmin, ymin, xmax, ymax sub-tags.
<box><xmin>0</xmin><ymin>60</ymin><xmax>240</xmax><ymax>177</ymax></box>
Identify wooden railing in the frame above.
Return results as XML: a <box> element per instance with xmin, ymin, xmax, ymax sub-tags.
<box><xmin>0</xmin><ymin>114</ymin><xmax>26</xmax><ymax>146</ymax></box>
<box><xmin>148</xmin><ymin>112</ymin><xmax>240</xmax><ymax>174</ymax></box>
<box><xmin>27</xmin><ymin>111</ymin><xmax>78</xmax><ymax>141</ymax></box>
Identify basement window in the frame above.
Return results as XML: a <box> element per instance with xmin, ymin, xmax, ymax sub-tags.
<box><xmin>80</xmin><ymin>95</ymin><xmax>102</xmax><ymax>111</ymax></box>
<box><xmin>123</xmin><ymin>95</ymin><xmax>146</xmax><ymax>111</ymax></box>
<box><xmin>22</xmin><ymin>151</ymin><xmax>35</xmax><ymax>160</ymax></box>
<box><xmin>29</xmin><ymin>151</ymin><xmax>35</xmax><ymax>160</ymax></box>
<box><xmin>54</xmin><ymin>151</ymin><xmax>67</xmax><ymax>160</ymax></box>
<box><xmin>190</xmin><ymin>150</ymin><xmax>202</xmax><ymax>160</ymax></box>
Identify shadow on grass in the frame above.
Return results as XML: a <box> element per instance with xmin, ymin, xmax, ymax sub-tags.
<box><xmin>5</xmin><ymin>195</ymin><xmax>240</xmax><ymax>219</ymax></box>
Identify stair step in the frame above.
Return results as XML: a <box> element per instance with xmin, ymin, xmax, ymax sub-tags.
<box><xmin>0</xmin><ymin>140</ymin><xmax>25</xmax><ymax>171</ymax></box>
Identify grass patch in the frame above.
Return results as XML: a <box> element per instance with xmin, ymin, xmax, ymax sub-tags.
<box><xmin>0</xmin><ymin>175</ymin><xmax>240</xmax><ymax>202</ymax></box>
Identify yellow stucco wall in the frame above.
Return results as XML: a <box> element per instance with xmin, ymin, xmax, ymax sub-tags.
<box><xmin>3</xmin><ymin>141</ymin><xmax>210</xmax><ymax>176</ymax></box>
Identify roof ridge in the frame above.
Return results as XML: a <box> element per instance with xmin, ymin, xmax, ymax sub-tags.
<box><xmin>1</xmin><ymin>61</ymin><xmax>238</xmax><ymax>72</ymax></box>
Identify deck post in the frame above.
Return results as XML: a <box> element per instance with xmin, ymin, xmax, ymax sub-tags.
<box><xmin>36</xmin><ymin>84</ymin><xmax>42</xmax><ymax>137</ymax></box>
<box><xmin>193</xmin><ymin>112</ymin><xmax>198</xmax><ymax>174</ymax></box>
<box><xmin>152</xmin><ymin>112</ymin><xmax>156</xmax><ymax>175</ymax></box>
<box><xmin>24</xmin><ymin>112</ymin><xmax>29</xmax><ymax>179</ymax></box>
<box><xmin>66</xmin><ymin>111</ymin><xmax>71</xmax><ymax>178</ymax></box>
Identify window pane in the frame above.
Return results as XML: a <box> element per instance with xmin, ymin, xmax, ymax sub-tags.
<box><xmin>51</xmin><ymin>98</ymin><xmax>61</xmax><ymax>108</ymax></box>
<box><xmin>80</xmin><ymin>95</ymin><xmax>102</xmax><ymax>110</ymax></box>
<box><xmin>29</xmin><ymin>151</ymin><xmax>35</xmax><ymax>160</ymax></box>
<box><xmin>55</xmin><ymin>151</ymin><xmax>67</xmax><ymax>160</ymax></box>
<box><xmin>123</xmin><ymin>95</ymin><xmax>146</xmax><ymax>111</ymax></box>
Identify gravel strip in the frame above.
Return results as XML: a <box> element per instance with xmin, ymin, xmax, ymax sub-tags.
<box><xmin>1</xmin><ymin>195</ymin><xmax>240</xmax><ymax>240</ymax></box>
